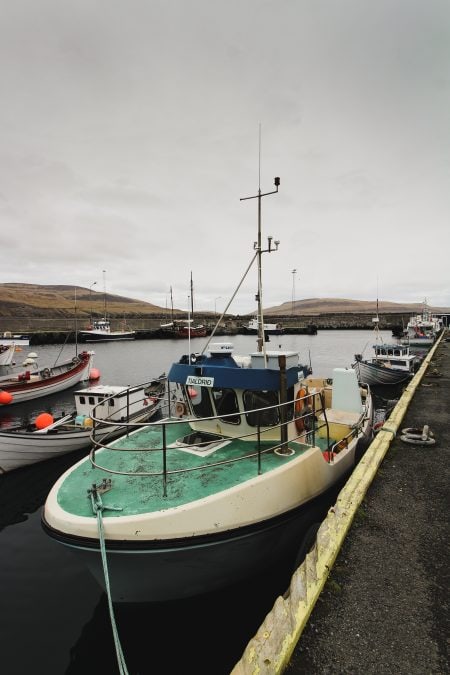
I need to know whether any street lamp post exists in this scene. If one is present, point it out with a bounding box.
[89,281,97,325]
[214,296,222,318]
[291,269,297,315]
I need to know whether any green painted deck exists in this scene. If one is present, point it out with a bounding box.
[58,421,314,518]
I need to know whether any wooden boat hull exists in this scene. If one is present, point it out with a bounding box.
[0,351,94,404]
[0,379,165,473]
[0,410,158,474]
[0,427,94,473]
[175,329,207,338]
[353,359,412,386]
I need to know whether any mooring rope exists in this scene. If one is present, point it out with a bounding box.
[89,484,129,675]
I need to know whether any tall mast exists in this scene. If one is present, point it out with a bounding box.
[373,277,381,344]
[102,269,107,318]
[190,271,194,319]
[240,135,280,360]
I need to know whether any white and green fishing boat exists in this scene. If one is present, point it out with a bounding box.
[42,176,374,603]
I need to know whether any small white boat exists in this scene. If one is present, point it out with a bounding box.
[0,350,95,405]
[243,317,284,335]
[0,377,166,473]
[401,302,443,346]
[79,271,136,342]
[79,318,136,342]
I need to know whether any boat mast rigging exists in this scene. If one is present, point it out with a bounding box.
[240,176,280,358]
[240,128,280,357]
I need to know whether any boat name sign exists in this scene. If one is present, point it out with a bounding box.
[186,375,214,387]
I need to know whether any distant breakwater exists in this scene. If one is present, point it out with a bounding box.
[0,312,413,345]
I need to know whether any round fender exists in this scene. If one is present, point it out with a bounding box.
[175,401,187,417]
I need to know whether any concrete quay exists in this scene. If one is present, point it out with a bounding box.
[232,330,449,675]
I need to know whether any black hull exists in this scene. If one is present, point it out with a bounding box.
[79,333,135,343]
[41,478,349,603]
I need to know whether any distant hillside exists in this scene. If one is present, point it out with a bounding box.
[0,284,448,318]
[264,297,450,316]
[0,283,166,318]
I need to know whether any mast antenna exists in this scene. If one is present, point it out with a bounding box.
[241,134,280,362]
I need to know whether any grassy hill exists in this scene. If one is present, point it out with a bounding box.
[264,297,450,316]
[0,283,166,318]
[0,283,448,318]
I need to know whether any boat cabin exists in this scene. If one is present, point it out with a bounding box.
[168,342,310,442]
[74,384,148,423]
[89,318,111,333]
[371,343,418,372]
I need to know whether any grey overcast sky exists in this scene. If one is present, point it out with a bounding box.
[0,0,449,315]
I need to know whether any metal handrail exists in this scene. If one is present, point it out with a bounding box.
[87,383,371,478]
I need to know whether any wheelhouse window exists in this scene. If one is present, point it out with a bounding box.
[212,387,240,424]
[187,385,214,419]
[389,359,408,367]
[243,390,279,427]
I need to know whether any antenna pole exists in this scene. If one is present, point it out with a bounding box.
[241,174,280,360]
[74,287,78,356]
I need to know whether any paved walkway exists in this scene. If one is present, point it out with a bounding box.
[284,333,449,674]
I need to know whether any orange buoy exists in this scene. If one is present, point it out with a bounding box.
[35,412,54,429]
[0,390,13,405]
[89,368,100,380]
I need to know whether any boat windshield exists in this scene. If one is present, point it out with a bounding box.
[243,390,280,427]
[211,387,240,424]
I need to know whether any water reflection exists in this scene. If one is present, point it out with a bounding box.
[66,482,347,675]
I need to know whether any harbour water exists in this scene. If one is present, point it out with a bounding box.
[0,330,397,675]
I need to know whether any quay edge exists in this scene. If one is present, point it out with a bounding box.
[231,329,449,675]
